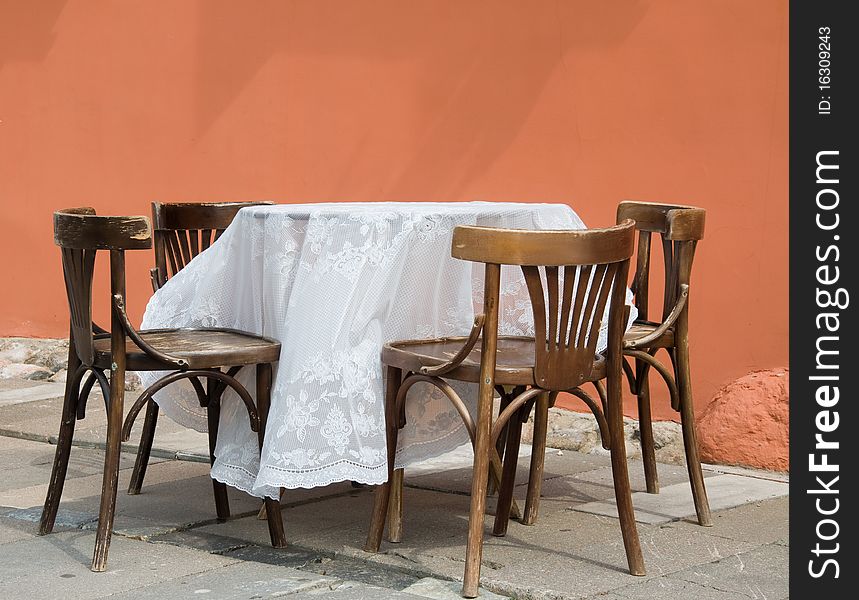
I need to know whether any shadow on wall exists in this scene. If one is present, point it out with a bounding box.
[0,0,68,69]
[194,0,648,198]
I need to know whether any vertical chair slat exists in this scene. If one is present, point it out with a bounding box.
[166,232,182,277]
[577,264,608,350]
[176,230,193,269]
[586,263,616,356]
[569,264,592,348]
[189,229,200,257]
[521,266,547,362]
[634,232,651,320]
[545,266,559,350]
[558,265,577,349]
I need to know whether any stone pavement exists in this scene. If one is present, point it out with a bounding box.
[0,377,789,599]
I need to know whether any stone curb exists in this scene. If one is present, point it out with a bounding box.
[1,337,141,389]
[521,407,687,466]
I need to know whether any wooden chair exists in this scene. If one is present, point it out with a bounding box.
[128,201,272,523]
[365,221,645,598]
[508,202,711,531]
[617,200,711,526]
[39,208,286,572]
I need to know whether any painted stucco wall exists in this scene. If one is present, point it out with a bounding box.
[0,1,788,421]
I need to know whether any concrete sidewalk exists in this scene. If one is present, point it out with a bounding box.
[0,378,788,599]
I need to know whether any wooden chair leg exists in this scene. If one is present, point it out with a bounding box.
[462,381,495,598]
[489,391,512,495]
[493,406,523,536]
[127,400,158,495]
[522,392,549,526]
[256,487,285,520]
[256,363,287,548]
[676,343,712,527]
[365,366,402,552]
[40,344,81,535]
[462,262,500,598]
[386,468,404,542]
[91,365,126,571]
[635,359,659,494]
[207,390,230,522]
[607,363,645,576]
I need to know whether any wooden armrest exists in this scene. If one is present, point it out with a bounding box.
[623,284,688,349]
[419,315,485,376]
[112,294,188,368]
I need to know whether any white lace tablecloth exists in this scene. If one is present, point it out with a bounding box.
[141,202,628,498]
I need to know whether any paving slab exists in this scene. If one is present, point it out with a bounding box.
[0,381,67,406]
[0,505,98,530]
[571,474,788,525]
[0,435,145,493]
[571,460,719,494]
[197,483,763,600]
[0,455,200,508]
[0,480,787,600]
[298,580,436,599]
[0,457,263,541]
[406,446,611,496]
[0,387,789,600]
[226,544,424,592]
[668,543,789,600]
[150,427,211,458]
[0,514,37,545]
[0,530,239,599]
[403,577,510,600]
[604,576,755,600]
[0,378,49,392]
[0,393,211,461]
[702,463,789,484]
[104,559,339,599]
[150,528,262,554]
[472,516,755,599]
[667,495,789,546]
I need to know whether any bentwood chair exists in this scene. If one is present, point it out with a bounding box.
[513,202,711,530]
[365,221,645,598]
[128,201,272,522]
[617,200,710,526]
[40,208,286,572]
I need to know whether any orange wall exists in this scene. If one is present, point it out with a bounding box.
[0,1,788,420]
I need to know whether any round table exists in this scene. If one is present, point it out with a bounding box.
[140,201,620,498]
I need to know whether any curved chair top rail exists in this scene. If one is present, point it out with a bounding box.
[152,201,274,231]
[616,200,705,241]
[451,220,635,266]
[54,208,152,251]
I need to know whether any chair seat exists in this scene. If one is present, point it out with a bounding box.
[624,320,674,348]
[382,335,605,387]
[93,328,281,370]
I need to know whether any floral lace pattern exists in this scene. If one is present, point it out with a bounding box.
[140,202,631,498]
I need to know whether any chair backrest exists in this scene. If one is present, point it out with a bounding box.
[616,201,705,323]
[151,201,273,287]
[54,208,152,365]
[452,220,635,390]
